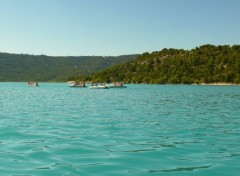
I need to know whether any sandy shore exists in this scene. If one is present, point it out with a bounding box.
[198,82,240,86]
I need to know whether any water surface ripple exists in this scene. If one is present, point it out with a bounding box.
[0,83,239,175]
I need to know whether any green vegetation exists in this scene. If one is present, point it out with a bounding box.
[0,53,138,82]
[86,45,240,84]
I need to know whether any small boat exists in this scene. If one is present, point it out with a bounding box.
[68,82,87,88]
[107,82,127,88]
[89,83,109,89]
[27,82,39,87]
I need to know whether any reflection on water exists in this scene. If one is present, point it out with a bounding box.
[0,83,239,175]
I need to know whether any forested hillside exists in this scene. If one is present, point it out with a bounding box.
[88,45,240,84]
[0,53,138,81]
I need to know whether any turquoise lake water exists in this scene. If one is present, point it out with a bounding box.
[0,83,239,176]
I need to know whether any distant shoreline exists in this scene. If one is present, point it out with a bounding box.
[1,81,240,86]
[197,82,240,86]
[135,82,240,86]
[69,81,240,85]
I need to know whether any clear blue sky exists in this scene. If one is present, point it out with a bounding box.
[0,0,239,56]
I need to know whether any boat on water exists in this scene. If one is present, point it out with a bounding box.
[27,82,39,87]
[89,83,109,89]
[107,82,127,88]
[68,82,87,88]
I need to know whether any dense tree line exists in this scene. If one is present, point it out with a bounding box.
[0,53,138,82]
[83,45,240,84]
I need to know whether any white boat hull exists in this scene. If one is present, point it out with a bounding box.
[90,85,109,89]
[27,82,39,87]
